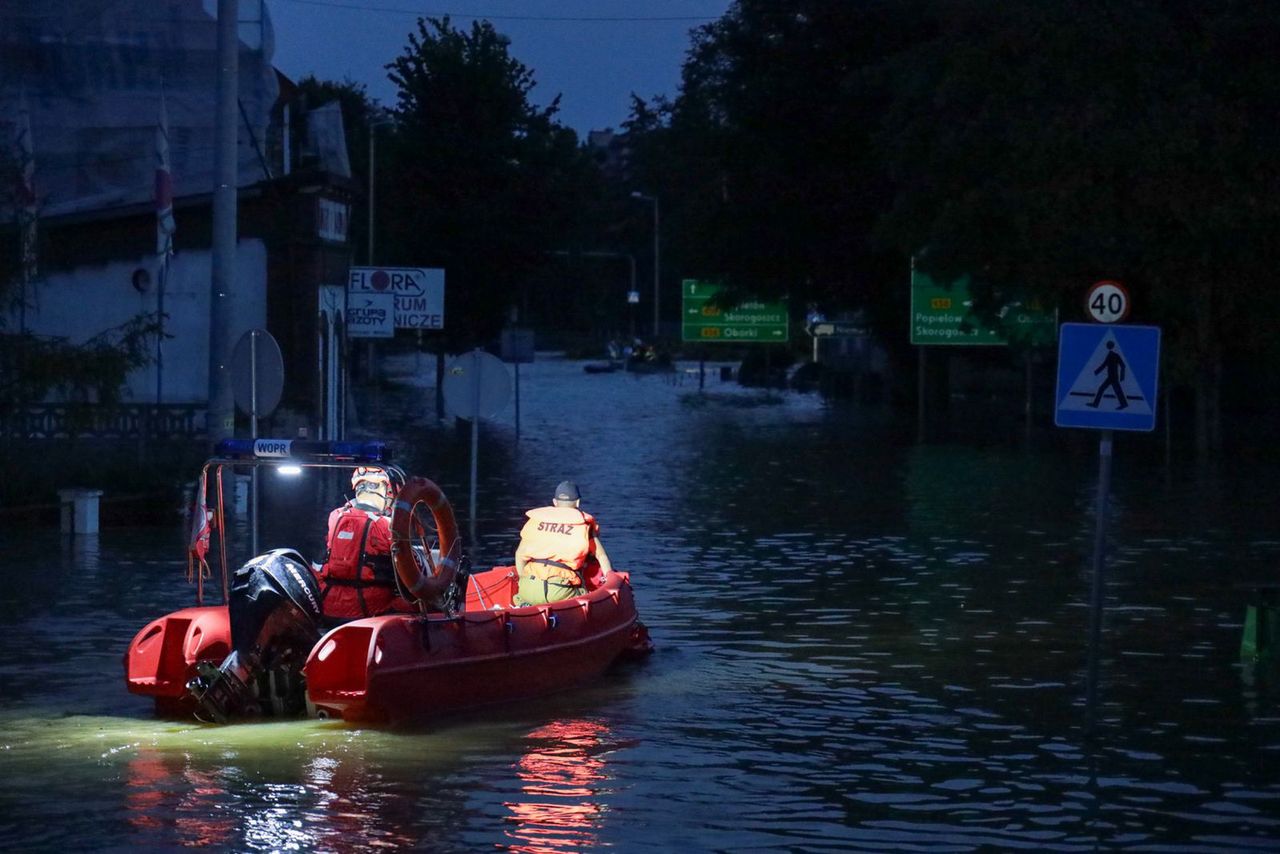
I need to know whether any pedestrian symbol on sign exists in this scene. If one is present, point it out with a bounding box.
[1060,330,1150,415]
[1088,341,1129,410]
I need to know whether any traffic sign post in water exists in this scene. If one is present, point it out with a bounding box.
[231,329,285,557]
[1055,323,1161,432]
[443,350,511,544]
[1054,318,1162,735]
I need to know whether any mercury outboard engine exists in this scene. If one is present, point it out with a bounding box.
[187,548,323,723]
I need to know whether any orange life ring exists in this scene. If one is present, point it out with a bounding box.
[389,476,460,611]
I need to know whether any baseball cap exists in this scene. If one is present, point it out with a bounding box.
[554,481,580,502]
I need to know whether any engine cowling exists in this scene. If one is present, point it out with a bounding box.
[187,549,323,722]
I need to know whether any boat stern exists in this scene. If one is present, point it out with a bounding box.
[124,605,231,713]
[304,618,393,722]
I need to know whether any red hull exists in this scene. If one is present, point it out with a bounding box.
[124,569,650,723]
[304,570,649,723]
[123,605,232,715]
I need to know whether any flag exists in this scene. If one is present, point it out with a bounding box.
[14,87,36,283]
[155,93,175,260]
[154,92,175,406]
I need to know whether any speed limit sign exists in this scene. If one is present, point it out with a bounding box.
[1085,280,1130,323]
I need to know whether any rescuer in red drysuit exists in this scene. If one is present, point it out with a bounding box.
[513,481,613,607]
[316,467,410,620]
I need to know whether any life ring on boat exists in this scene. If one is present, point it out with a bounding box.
[389,476,460,611]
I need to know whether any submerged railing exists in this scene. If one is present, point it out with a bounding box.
[2,403,206,439]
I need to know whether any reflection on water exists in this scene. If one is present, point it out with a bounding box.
[2,356,1280,851]
[60,533,102,576]
[504,719,613,853]
[126,748,238,846]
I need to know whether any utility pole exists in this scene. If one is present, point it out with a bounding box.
[366,117,393,383]
[207,0,238,443]
[630,192,660,339]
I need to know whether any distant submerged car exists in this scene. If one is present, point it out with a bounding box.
[124,439,652,724]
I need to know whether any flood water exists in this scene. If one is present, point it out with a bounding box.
[2,354,1279,852]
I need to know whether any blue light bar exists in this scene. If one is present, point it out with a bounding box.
[214,438,390,463]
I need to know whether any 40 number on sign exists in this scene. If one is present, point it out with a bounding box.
[1086,280,1130,324]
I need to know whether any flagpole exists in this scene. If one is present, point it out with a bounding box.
[155,86,175,410]
[19,241,27,335]
[156,259,166,406]
[16,87,36,335]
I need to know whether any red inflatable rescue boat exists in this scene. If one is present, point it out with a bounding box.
[305,569,646,722]
[123,439,652,724]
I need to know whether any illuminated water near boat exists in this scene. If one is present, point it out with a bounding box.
[2,355,1279,851]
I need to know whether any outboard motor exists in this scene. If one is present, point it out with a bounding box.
[187,549,323,723]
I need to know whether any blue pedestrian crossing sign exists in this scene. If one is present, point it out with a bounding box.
[1055,323,1161,431]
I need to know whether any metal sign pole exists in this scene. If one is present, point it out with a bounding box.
[155,261,166,408]
[1085,429,1113,734]
[917,347,927,443]
[250,330,259,556]
[1054,300,1160,742]
[469,351,481,546]
[514,361,521,442]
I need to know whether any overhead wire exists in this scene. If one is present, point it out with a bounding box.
[275,0,720,23]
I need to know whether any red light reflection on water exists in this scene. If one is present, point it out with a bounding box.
[504,718,613,853]
[125,749,237,847]
[125,748,414,850]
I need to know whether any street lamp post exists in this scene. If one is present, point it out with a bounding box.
[365,116,393,383]
[627,252,637,339]
[368,116,394,265]
[630,191,660,339]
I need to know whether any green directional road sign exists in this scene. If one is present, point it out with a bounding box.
[681,280,789,343]
[910,269,1056,347]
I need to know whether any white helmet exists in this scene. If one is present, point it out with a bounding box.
[351,466,392,500]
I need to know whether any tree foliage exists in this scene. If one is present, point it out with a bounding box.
[624,1,930,340]
[381,17,598,347]
[623,0,1280,449]
[0,147,161,414]
[0,315,162,421]
[871,0,1280,449]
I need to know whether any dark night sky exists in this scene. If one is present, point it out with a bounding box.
[266,0,732,137]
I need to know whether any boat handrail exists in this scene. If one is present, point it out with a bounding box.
[193,446,404,607]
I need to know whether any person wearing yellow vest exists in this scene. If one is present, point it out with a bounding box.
[513,481,612,607]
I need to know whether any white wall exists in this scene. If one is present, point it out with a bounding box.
[22,239,267,404]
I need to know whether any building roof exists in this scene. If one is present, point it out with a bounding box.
[1,0,279,220]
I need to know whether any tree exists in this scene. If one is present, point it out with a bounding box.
[628,0,1280,451]
[623,1,929,348]
[872,0,1280,453]
[381,17,597,347]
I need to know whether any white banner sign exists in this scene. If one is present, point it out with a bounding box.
[347,292,395,338]
[348,266,446,329]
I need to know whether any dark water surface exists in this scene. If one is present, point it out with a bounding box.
[2,356,1279,852]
